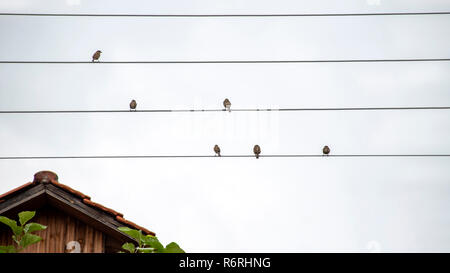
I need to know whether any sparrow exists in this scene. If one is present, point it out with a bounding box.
[214,145,221,156]
[129,100,137,111]
[223,99,231,112]
[322,145,330,156]
[92,50,102,62]
[253,145,261,159]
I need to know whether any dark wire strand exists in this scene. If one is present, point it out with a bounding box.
[1,106,449,114]
[1,58,450,64]
[0,12,449,17]
[0,154,449,160]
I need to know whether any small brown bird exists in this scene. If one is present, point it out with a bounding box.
[92,50,102,62]
[223,99,231,112]
[323,145,330,156]
[129,100,137,111]
[214,145,221,156]
[253,145,261,159]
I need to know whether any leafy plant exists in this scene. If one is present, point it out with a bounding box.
[118,227,184,253]
[0,211,47,253]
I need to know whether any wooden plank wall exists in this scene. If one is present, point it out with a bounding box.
[0,205,104,253]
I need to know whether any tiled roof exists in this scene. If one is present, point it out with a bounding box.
[0,171,155,236]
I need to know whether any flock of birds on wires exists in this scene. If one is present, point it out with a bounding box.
[93,49,332,159]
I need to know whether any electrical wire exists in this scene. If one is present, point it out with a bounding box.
[0,12,449,17]
[1,106,449,114]
[1,58,450,64]
[0,154,449,160]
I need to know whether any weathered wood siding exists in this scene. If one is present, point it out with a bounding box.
[0,206,104,253]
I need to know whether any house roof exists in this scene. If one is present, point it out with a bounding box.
[0,171,155,237]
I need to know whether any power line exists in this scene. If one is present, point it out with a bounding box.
[1,106,449,114]
[0,12,449,17]
[0,154,449,160]
[1,58,450,64]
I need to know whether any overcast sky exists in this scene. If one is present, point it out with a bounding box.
[0,0,450,252]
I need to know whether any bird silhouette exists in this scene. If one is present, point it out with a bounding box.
[214,145,221,157]
[129,100,137,111]
[223,99,231,112]
[323,145,330,156]
[253,145,261,159]
[92,50,102,62]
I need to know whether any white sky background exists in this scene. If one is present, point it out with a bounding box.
[0,0,450,252]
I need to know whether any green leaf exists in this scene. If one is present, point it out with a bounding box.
[141,235,165,253]
[0,245,16,253]
[164,242,185,253]
[18,211,35,226]
[118,227,143,245]
[121,243,135,253]
[23,223,47,234]
[136,247,155,253]
[0,216,22,237]
[20,233,42,249]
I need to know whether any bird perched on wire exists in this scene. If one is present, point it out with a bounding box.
[129,100,137,111]
[253,145,261,159]
[223,99,231,112]
[214,145,221,157]
[322,145,330,156]
[92,50,102,62]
